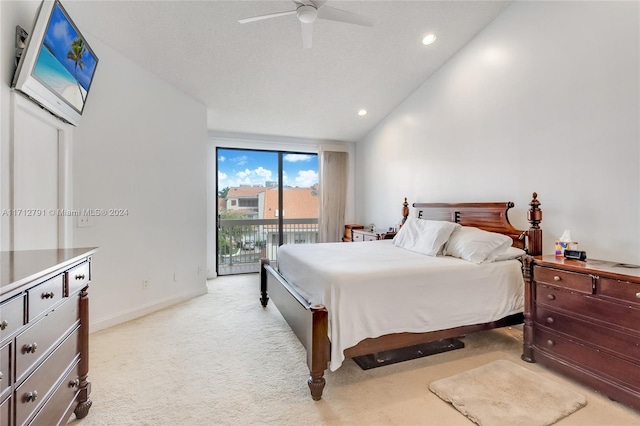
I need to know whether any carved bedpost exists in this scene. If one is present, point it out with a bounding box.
[526,192,542,256]
[308,305,329,400]
[401,197,409,226]
[523,193,541,363]
[260,258,269,307]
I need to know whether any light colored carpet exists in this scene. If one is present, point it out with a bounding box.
[429,359,587,426]
[68,274,640,426]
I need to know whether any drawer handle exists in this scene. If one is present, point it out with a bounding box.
[546,294,556,301]
[636,292,640,299]
[69,378,80,388]
[23,342,38,354]
[75,274,85,280]
[41,291,55,299]
[553,276,561,281]
[546,317,554,324]
[0,320,7,330]
[25,391,38,402]
[0,371,3,381]
[546,339,555,347]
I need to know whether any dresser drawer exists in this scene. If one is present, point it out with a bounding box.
[534,266,593,294]
[66,261,90,296]
[0,294,25,341]
[16,327,79,426]
[28,360,80,426]
[599,277,640,307]
[352,230,378,242]
[535,328,640,392]
[27,274,64,322]
[0,342,10,399]
[16,297,79,383]
[0,395,10,426]
[535,305,640,363]
[536,284,640,333]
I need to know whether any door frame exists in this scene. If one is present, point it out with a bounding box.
[9,92,74,250]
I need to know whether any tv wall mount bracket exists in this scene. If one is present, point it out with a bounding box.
[15,26,28,68]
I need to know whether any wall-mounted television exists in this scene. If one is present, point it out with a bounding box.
[11,0,98,126]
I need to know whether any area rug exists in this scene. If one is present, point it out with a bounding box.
[429,359,587,426]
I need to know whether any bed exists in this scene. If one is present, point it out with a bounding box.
[259,193,543,400]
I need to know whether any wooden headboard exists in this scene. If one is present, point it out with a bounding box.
[400,193,542,255]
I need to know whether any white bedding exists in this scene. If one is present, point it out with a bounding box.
[276,240,524,371]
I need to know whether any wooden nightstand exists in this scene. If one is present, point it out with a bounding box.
[351,229,396,242]
[351,229,378,242]
[523,255,640,411]
[343,224,364,242]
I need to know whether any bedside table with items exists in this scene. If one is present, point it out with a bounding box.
[351,229,378,242]
[351,228,396,242]
[522,255,640,411]
[342,224,396,242]
[342,224,365,242]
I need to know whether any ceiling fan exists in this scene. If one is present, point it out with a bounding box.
[239,1,375,49]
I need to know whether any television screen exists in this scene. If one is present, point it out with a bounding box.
[12,0,98,126]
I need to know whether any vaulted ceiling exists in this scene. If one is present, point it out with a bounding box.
[65,1,511,142]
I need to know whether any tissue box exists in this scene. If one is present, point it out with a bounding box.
[555,241,578,256]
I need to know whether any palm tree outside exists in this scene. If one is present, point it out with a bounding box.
[67,38,87,104]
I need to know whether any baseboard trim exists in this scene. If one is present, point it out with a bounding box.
[89,286,207,333]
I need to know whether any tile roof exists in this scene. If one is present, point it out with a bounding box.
[226,186,266,198]
[263,187,318,219]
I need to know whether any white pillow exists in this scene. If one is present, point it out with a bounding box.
[444,226,513,264]
[493,246,527,262]
[394,218,460,256]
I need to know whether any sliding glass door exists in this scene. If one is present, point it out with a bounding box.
[216,148,318,275]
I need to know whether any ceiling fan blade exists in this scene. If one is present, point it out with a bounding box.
[238,10,296,24]
[301,22,313,49]
[310,0,328,8]
[317,5,375,27]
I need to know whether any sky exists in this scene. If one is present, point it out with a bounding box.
[43,2,98,90]
[217,148,318,189]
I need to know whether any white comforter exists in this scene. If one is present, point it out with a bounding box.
[276,240,524,371]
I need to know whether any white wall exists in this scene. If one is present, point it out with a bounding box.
[1,1,208,331]
[356,1,640,264]
[1,1,74,250]
[72,36,208,331]
[0,1,40,250]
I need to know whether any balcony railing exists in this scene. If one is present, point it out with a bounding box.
[217,218,319,275]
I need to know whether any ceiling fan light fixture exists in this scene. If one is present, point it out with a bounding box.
[297,5,318,23]
[422,33,437,45]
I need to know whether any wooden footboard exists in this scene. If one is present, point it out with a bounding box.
[260,259,330,400]
[343,313,523,359]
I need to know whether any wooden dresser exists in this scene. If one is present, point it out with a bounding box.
[523,255,640,411]
[0,248,96,425]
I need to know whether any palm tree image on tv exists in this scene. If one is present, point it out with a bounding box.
[67,38,87,104]
[32,3,97,113]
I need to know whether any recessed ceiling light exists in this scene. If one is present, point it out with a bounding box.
[358,109,367,116]
[422,33,437,45]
